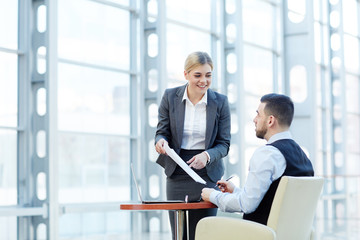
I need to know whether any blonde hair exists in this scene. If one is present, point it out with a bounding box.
[184,52,213,73]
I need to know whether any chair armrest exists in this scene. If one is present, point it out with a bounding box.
[195,216,276,240]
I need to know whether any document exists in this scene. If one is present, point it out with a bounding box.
[164,143,207,185]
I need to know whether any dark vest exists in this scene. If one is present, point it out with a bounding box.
[243,139,314,225]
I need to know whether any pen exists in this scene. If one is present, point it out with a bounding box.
[198,176,234,202]
[217,175,234,187]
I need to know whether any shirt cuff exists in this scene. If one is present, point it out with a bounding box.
[209,190,221,205]
[204,151,211,164]
[233,187,241,194]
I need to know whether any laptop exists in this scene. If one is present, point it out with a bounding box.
[130,163,184,204]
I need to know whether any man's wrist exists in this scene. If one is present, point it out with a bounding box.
[204,151,210,164]
[209,190,220,204]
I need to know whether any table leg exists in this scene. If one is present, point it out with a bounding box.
[174,210,184,240]
[186,210,189,240]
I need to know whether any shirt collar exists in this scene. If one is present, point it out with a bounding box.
[267,131,293,144]
[182,85,208,105]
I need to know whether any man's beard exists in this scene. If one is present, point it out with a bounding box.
[256,126,267,139]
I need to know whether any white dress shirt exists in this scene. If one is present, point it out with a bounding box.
[209,131,293,213]
[181,87,207,150]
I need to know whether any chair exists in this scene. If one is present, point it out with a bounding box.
[195,176,324,240]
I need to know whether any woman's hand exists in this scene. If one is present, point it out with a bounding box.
[187,152,208,169]
[155,138,168,155]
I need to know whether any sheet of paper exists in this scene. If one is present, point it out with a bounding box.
[164,143,206,185]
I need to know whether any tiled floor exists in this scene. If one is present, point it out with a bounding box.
[62,218,360,240]
[313,218,360,240]
[119,224,360,240]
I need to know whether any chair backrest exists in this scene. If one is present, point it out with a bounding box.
[267,176,324,240]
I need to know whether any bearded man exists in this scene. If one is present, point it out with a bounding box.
[201,93,314,225]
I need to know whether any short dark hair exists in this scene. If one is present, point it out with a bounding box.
[260,93,294,127]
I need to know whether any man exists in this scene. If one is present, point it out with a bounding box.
[201,93,314,225]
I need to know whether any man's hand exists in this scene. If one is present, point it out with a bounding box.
[216,179,235,193]
[187,152,208,169]
[201,188,215,202]
[155,138,168,155]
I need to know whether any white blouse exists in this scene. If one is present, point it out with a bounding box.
[181,87,207,150]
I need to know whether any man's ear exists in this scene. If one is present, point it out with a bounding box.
[268,115,276,127]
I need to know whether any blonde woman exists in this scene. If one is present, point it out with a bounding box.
[155,52,231,240]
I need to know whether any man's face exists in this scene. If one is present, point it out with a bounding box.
[253,102,268,139]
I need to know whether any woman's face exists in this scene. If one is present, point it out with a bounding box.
[184,63,212,98]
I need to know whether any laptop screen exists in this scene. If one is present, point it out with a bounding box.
[130,163,185,204]
[130,163,143,202]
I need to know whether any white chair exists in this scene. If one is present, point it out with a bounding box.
[195,176,324,240]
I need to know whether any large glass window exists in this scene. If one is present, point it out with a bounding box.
[57,0,133,238]
[0,0,18,214]
[0,1,17,49]
[0,52,18,127]
[59,212,130,238]
[0,130,17,206]
[243,0,275,49]
[243,45,274,95]
[167,23,211,86]
[58,0,130,70]
[0,2,18,239]
[167,0,211,30]
[343,35,359,74]
[59,133,130,203]
[0,217,16,239]
[58,64,130,135]
[343,0,358,36]
[0,0,359,239]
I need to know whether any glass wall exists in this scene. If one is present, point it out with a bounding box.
[341,3,360,235]
[313,0,360,238]
[57,0,132,238]
[0,1,18,239]
[0,0,359,239]
[166,0,214,88]
[241,0,282,179]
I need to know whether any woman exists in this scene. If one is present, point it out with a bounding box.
[155,51,231,240]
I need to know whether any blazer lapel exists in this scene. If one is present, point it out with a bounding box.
[205,90,217,149]
[174,86,186,149]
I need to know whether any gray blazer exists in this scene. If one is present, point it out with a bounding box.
[155,84,231,182]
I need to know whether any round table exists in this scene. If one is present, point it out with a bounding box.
[120,201,217,240]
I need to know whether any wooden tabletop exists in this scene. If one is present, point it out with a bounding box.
[120,201,217,211]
